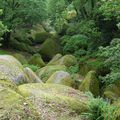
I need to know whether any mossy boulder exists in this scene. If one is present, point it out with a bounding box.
[29,54,45,67]
[12,53,28,64]
[0,80,18,92]
[0,85,40,120]
[36,65,67,82]
[33,32,53,44]
[39,38,61,60]
[24,67,43,83]
[79,71,99,96]
[46,71,74,87]
[103,84,120,100]
[47,53,62,66]
[18,83,89,120]
[0,55,29,85]
[54,55,77,67]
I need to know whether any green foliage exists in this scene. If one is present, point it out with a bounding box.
[23,64,40,72]
[0,0,47,29]
[73,0,98,19]
[82,93,118,120]
[99,0,120,22]
[67,64,79,74]
[61,34,89,57]
[66,20,101,52]
[0,9,7,43]
[98,38,120,85]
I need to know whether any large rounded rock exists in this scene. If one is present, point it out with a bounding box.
[33,32,53,44]
[46,71,74,87]
[29,54,45,67]
[18,83,89,120]
[12,53,28,64]
[47,53,62,66]
[0,55,28,85]
[51,55,77,67]
[58,55,77,67]
[0,85,41,120]
[39,38,61,60]
[36,65,67,82]
[79,71,99,96]
[24,67,43,83]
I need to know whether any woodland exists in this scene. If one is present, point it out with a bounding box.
[0,0,120,120]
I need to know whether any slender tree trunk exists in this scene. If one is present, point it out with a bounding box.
[2,31,11,48]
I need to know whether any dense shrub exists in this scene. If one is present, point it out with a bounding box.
[82,93,118,120]
[61,34,89,57]
[0,9,7,44]
[98,38,120,86]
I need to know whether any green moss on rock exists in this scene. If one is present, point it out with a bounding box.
[79,71,99,96]
[29,54,45,67]
[34,32,53,44]
[24,67,43,83]
[39,38,61,60]
[0,80,18,92]
[0,86,41,120]
[13,53,28,64]
[0,55,29,85]
[18,83,89,120]
[55,55,77,67]
[36,65,67,82]
[47,53,62,66]
[46,71,74,87]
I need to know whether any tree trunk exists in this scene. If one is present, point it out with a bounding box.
[2,31,11,48]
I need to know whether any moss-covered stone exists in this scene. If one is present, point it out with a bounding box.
[13,53,28,64]
[79,71,99,96]
[47,53,62,66]
[24,67,43,83]
[29,54,45,67]
[34,32,53,44]
[0,86,41,120]
[55,55,77,67]
[0,80,18,92]
[39,38,61,60]
[46,71,74,87]
[18,83,89,120]
[36,65,67,82]
[104,84,120,100]
[0,55,29,85]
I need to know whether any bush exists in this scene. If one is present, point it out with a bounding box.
[61,34,89,57]
[98,38,120,86]
[82,93,118,120]
[0,9,8,44]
